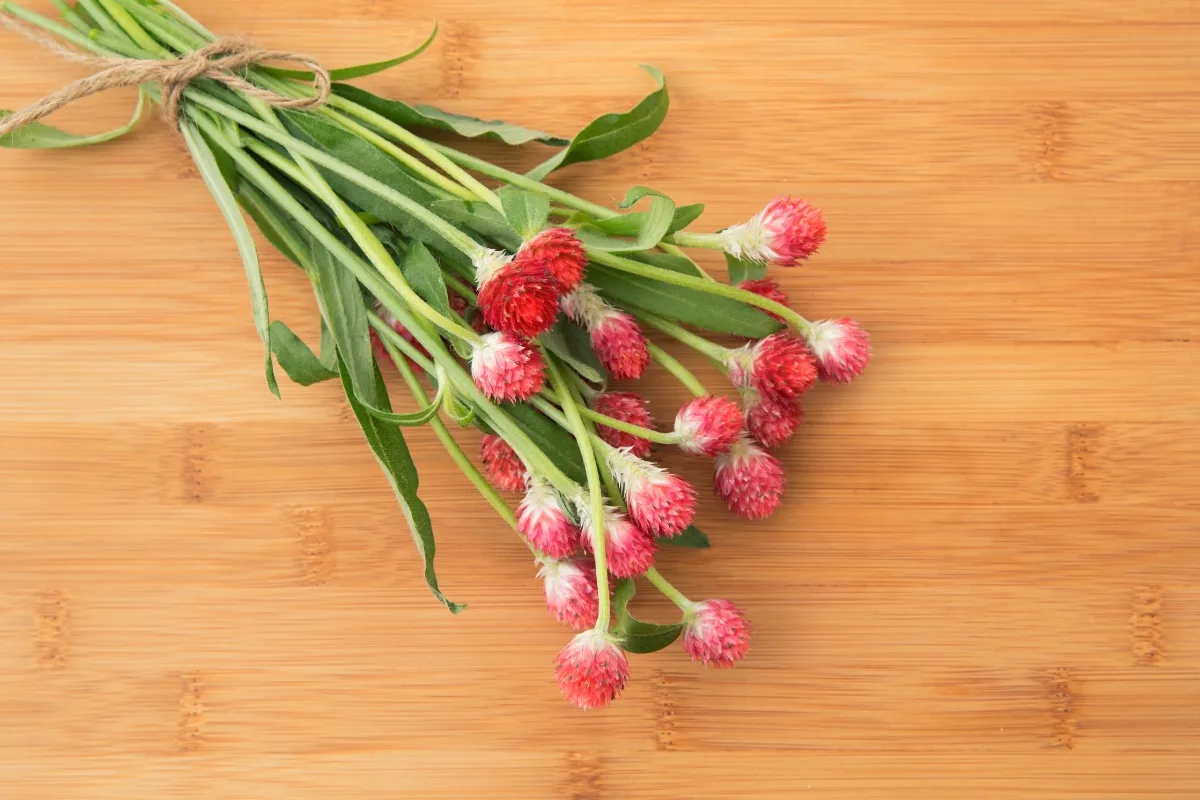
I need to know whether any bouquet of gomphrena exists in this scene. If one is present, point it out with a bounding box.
[0,0,870,709]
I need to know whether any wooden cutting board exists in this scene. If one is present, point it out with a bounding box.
[2,1,1197,797]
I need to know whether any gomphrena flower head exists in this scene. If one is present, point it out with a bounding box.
[518,477,580,559]
[518,227,587,293]
[720,196,826,267]
[555,629,629,710]
[592,392,655,458]
[713,433,786,520]
[736,278,790,323]
[674,395,743,457]
[470,331,546,402]
[538,557,599,630]
[726,332,817,404]
[607,449,697,537]
[561,283,649,380]
[683,599,752,667]
[577,500,657,578]
[474,249,562,338]
[743,391,803,449]
[806,317,871,383]
[479,433,527,492]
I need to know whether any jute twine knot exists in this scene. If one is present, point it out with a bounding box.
[0,13,330,138]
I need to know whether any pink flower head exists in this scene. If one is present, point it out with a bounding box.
[607,450,697,537]
[518,227,587,293]
[474,249,562,338]
[370,301,428,368]
[518,478,580,559]
[713,433,786,519]
[479,433,527,492]
[578,501,657,578]
[592,392,655,458]
[537,557,599,630]
[471,331,545,402]
[807,317,871,383]
[727,332,817,404]
[737,278,790,323]
[720,196,826,267]
[555,629,629,710]
[674,395,743,457]
[744,392,803,449]
[561,284,649,380]
[684,599,751,667]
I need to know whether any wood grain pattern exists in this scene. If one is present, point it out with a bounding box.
[1,1,1198,796]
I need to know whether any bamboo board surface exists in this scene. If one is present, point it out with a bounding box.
[2,1,1199,797]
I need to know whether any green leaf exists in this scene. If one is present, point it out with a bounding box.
[590,203,704,239]
[663,525,710,549]
[263,22,439,81]
[442,390,475,427]
[400,241,471,358]
[612,578,685,654]
[587,259,782,338]
[270,320,338,385]
[573,185,675,253]
[237,185,305,269]
[430,200,521,251]
[279,111,467,265]
[499,189,550,240]
[526,65,668,181]
[181,121,279,398]
[505,404,586,485]
[540,319,605,385]
[725,252,766,284]
[318,318,338,371]
[628,249,707,278]
[332,84,568,146]
[311,244,377,402]
[337,355,464,613]
[1,88,147,149]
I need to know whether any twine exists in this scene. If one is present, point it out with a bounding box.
[0,13,330,137]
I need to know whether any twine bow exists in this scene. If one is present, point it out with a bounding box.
[0,13,330,138]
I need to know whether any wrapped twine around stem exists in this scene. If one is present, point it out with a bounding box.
[0,12,330,137]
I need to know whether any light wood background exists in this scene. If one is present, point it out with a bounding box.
[2,1,1199,797]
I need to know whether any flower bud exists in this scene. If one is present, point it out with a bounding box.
[518,478,580,559]
[577,502,657,578]
[555,629,629,710]
[518,227,586,292]
[474,249,562,338]
[592,392,655,458]
[806,317,871,383]
[713,433,786,519]
[743,391,803,449]
[471,331,546,402]
[674,395,743,456]
[479,433,527,492]
[727,332,817,404]
[561,284,649,380]
[684,599,751,667]
[607,450,697,537]
[538,557,599,630]
[720,196,826,267]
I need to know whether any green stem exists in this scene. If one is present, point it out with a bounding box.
[442,272,477,303]
[647,343,708,397]
[327,95,504,213]
[645,567,694,612]
[589,249,812,335]
[183,89,487,260]
[97,0,164,55]
[428,142,617,220]
[109,0,199,52]
[319,107,479,202]
[638,312,730,364]
[76,0,126,42]
[2,1,119,56]
[50,0,92,35]
[658,241,717,283]
[381,336,518,532]
[545,356,611,631]
[565,400,679,445]
[669,231,723,250]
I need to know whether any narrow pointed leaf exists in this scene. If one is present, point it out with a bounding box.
[263,23,439,81]
[332,83,568,146]
[269,320,338,385]
[400,241,471,357]
[591,203,704,238]
[181,121,279,398]
[1,88,147,149]
[505,404,587,485]
[526,65,668,181]
[540,319,605,385]
[430,200,521,250]
[612,578,686,654]
[725,252,767,283]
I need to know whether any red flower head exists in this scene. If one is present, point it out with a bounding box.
[578,502,657,578]
[479,433,527,492]
[737,278,790,323]
[726,332,817,404]
[561,284,649,380]
[538,557,600,630]
[684,599,752,667]
[518,227,587,293]
[518,477,580,559]
[744,392,803,449]
[555,629,629,710]
[607,450,697,537]
[470,331,545,402]
[592,392,655,458]
[713,433,786,520]
[806,317,871,383]
[674,395,743,457]
[370,301,428,368]
[720,196,826,267]
[474,249,562,338]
